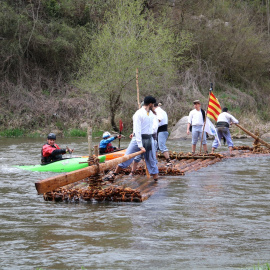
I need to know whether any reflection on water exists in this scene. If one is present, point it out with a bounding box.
[0,137,270,269]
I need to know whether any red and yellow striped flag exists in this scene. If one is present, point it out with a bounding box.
[207,93,222,121]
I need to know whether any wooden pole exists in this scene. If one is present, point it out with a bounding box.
[235,124,270,149]
[199,83,213,153]
[94,145,99,157]
[87,126,92,157]
[35,150,144,194]
[136,68,141,109]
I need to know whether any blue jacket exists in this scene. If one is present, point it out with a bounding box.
[99,136,117,150]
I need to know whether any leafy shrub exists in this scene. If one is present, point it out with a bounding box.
[65,129,87,137]
[0,128,25,137]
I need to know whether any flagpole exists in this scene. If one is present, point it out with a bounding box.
[199,83,213,154]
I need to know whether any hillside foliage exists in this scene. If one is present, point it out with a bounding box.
[1,0,270,133]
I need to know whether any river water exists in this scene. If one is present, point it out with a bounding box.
[1,137,270,270]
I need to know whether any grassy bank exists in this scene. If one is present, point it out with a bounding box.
[0,128,104,138]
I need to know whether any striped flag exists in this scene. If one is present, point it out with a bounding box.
[205,117,221,146]
[207,93,222,121]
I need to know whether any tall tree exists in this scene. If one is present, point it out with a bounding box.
[77,0,191,130]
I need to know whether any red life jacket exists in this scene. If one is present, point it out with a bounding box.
[105,142,114,153]
[42,143,60,157]
[41,143,63,164]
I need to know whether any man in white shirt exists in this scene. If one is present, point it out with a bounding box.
[211,107,239,156]
[154,103,172,166]
[131,101,159,169]
[186,100,208,154]
[107,96,159,181]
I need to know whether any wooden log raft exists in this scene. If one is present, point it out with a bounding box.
[35,150,144,195]
[39,146,270,203]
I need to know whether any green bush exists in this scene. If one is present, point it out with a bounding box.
[0,128,25,137]
[65,129,87,137]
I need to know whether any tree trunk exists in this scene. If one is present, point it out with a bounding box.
[110,111,118,131]
[109,92,121,131]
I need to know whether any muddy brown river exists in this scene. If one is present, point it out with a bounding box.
[0,137,270,269]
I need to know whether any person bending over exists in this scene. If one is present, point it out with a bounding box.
[211,107,239,156]
[106,95,159,182]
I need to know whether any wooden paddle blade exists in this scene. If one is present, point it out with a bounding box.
[35,150,144,194]
[119,119,123,132]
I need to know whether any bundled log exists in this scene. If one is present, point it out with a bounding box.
[35,150,144,194]
[158,151,223,160]
[120,165,185,176]
[44,186,142,203]
[235,124,270,149]
[233,145,270,154]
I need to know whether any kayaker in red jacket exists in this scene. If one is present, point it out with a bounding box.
[41,133,73,164]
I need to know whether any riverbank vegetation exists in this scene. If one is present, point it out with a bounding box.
[1,0,270,137]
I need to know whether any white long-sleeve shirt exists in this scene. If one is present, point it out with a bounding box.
[155,107,168,127]
[152,114,159,134]
[133,107,155,148]
[217,112,239,124]
[188,109,204,126]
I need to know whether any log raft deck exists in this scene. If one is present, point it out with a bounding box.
[36,143,270,203]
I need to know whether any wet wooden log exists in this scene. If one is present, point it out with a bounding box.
[174,159,197,169]
[178,159,204,171]
[192,158,217,171]
[44,185,143,203]
[158,152,219,160]
[235,124,270,149]
[35,150,144,194]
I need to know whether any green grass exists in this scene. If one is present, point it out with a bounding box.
[92,129,103,138]
[0,128,25,137]
[0,127,124,138]
[64,128,87,137]
[258,109,270,121]
[63,128,107,138]
[243,263,270,270]
[28,132,42,138]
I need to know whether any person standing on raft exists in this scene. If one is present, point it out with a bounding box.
[99,132,122,154]
[187,100,208,154]
[154,102,172,166]
[41,133,73,164]
[106,96,159,182]
[211,107,239,156]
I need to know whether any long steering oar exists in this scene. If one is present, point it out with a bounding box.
[119,119,123,149]
[235,123,270,149]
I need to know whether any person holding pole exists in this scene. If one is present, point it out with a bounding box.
[211,107,239,156]
[105,96,159,182]
[129,101,158,175]
[186,100,208,154]
[99,132,122,154]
